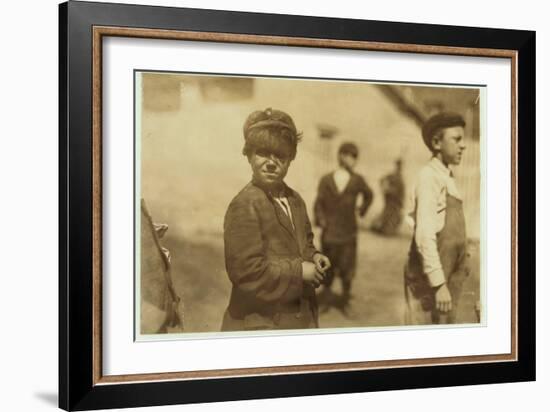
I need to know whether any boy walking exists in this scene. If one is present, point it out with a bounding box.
[221,108,331,331]
[404,112,470,325]
[314,142,373,306]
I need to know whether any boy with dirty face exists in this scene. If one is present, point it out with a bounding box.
[221,108,331,331]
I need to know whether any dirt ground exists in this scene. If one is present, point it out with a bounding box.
[164,228,480,333]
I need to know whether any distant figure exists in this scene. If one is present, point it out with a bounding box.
[221,108,331,331]
[404,112,470,325]
[314,142,373,306]
[372,158,405,236]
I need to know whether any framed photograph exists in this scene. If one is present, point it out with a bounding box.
[59,1,535,410]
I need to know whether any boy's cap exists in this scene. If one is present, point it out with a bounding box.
[421,112,465,150]
[243,108,298,139]
[338,142,359,156]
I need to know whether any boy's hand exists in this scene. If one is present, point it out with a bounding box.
[312,253,331,274]
[435,284,452,312]
[302,261,325,288]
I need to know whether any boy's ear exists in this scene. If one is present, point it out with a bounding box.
[431,136,441,151]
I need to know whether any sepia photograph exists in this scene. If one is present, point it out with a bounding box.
[136,71,483,337]
[56,2,534,409]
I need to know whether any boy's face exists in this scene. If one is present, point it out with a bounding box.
[339,152,357,171]
[432,126,466,166]
[248,144,292,189]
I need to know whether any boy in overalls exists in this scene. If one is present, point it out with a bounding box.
[404,112,470,325]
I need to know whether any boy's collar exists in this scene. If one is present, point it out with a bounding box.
[430,156,452,176]
[336,166,352,174]
[252,179,293,198]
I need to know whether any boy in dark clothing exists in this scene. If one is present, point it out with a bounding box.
[221,108,331,331]
[314,142,373,305]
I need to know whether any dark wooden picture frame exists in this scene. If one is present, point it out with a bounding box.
[59,1,535,410]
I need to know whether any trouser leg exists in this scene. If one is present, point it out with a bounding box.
[321,241,338,290]
[404,284,460,325]
[340,240,357,303]
[404,285,433,325]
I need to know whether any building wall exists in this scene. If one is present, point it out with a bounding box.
[140,74,481,240]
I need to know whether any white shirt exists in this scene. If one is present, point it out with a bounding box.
[409,157,462,287]
[273,195,295,229]
[333,168,351,193]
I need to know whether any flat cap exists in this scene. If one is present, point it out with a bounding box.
[421,112,465,150]
[243,108,298,139]
[338,142,359,157]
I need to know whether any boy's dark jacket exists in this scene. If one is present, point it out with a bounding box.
[314,172,373,244]
[223,181,318,320]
